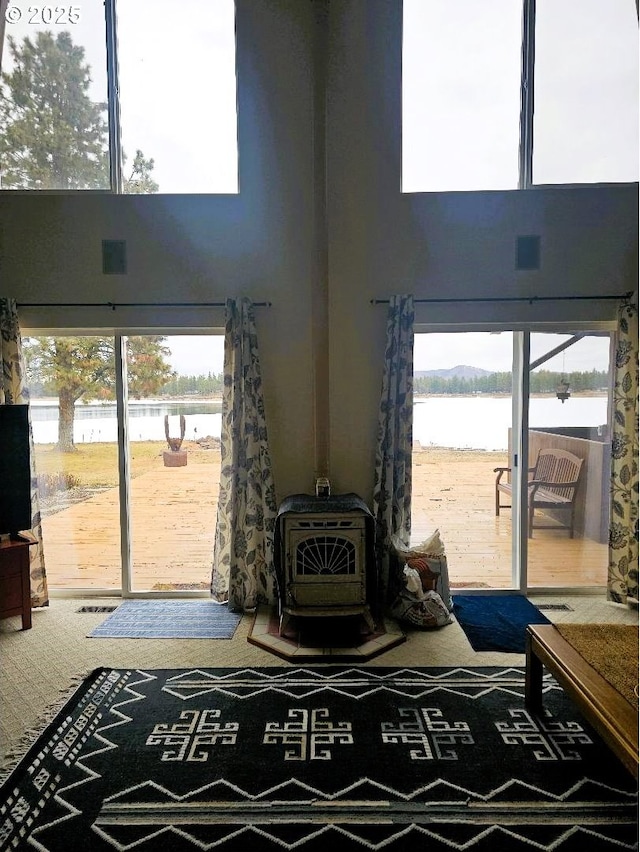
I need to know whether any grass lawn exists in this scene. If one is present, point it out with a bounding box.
[33,440,220,488]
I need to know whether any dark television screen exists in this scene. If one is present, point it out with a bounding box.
[0,404,32,536]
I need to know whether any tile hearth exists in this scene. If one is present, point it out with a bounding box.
[247,605,406,661]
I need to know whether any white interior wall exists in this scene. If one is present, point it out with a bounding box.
[0,0,638,506]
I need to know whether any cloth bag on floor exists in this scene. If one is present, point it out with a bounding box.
[390,529,453,610]
[390,564,452,628]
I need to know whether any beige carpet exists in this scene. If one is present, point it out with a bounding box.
[1,594,637,770]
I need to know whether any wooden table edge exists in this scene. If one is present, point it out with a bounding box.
[525,623,638,778]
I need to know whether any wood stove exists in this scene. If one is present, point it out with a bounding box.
[274,493,376,634]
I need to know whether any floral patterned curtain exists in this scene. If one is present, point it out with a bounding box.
[372,294,414,604]
[0,298,48,607]
[607,298,639,605]
[210,297,278,611]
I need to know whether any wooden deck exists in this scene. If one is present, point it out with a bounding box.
[411,447,607,588]
[41,458,220,591]
[40,447,607,592]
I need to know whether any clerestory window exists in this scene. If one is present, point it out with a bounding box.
[0,0,238,193]
[402,0,639,192]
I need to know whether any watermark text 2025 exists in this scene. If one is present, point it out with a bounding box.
[5,5,81,25]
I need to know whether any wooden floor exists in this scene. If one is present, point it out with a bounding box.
[41,447,607,592]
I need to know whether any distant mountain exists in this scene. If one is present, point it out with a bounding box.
[415,365,493,379]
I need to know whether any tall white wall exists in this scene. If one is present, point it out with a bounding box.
[0,0,637,505]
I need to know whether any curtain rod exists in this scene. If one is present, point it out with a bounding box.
[371,293,631,305]
[16,300,272,310]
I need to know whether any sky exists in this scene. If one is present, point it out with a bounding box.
[166,335,224,375]
[164,331,610,377]
[115,0,238,192]
[413,332,611,374]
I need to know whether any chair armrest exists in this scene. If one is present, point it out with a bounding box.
[494,467,511,486]
[496,466,538,487]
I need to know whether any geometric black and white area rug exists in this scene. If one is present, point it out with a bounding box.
[0,667,637,850]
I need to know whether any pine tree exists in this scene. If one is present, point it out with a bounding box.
[24,337,175,452]
[0,30,158,191]
[0,31,109,188]
[124,149,159,194]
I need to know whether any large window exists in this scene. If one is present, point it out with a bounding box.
[402,0,639,192]
[402,0,522,192]
[533,0,638,185]
[116,0,238,193]
[0,0,238,192]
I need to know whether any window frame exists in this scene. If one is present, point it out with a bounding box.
[403,0,638,193]
[0,0,239,195]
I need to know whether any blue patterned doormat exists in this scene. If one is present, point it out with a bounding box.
[88,600,242,639]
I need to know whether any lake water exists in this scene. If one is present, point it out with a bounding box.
[30,400,223,445]
[413,396,608,451]
[30,395,608,452]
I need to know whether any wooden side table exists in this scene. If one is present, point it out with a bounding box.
[0,536,35,630]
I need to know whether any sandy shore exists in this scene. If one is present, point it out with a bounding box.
[412,444,506,462]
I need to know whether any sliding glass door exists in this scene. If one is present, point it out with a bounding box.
[412,332,515,589]
[412,327,614,591]
[25,336,122,591]
[526,332,611,588]
[24,331,223,595]
[126,335,223,593]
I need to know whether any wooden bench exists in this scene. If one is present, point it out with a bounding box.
[525,624,638,778]
[495,448,583,538]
